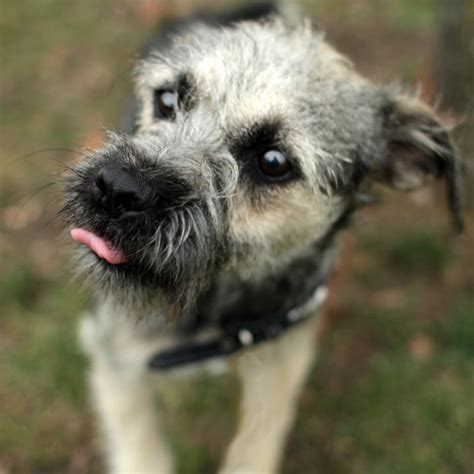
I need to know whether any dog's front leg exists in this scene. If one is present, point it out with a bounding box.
[221,314,322,474]
[79,306,174,474]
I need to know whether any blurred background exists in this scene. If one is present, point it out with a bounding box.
[0,1,473,473]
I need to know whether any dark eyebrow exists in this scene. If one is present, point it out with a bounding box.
[177,73,196,111]
[229,119,283,154]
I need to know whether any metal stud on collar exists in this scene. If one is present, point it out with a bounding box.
[148,283,329,370]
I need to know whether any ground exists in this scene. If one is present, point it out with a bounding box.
[0,1,473,473]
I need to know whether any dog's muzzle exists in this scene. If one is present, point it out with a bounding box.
[70,165,155,265]
[62,135,234,295]
[94,165,154,218]
[65,148,193,266]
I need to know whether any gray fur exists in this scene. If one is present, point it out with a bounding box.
[63,13,461,321]
[61,7,463,472]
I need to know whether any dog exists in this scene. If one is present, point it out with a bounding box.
[61,3,463,473]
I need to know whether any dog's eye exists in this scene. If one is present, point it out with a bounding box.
[154,90,178,119]
[257,150,292,179]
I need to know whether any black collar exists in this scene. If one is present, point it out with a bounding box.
[148,285,328,370]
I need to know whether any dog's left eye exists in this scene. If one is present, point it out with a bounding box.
[257,150,292,179]
[153,90,178,119]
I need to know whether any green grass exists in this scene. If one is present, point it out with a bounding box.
[0,278,92,471]
[359,230,452,274]
[439,299,474,357]
[0,263,46,306]
[303,0,435,30]
[162,375,239,473]
[285,300,474,474]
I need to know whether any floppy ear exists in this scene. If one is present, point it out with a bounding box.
[372,94,464,232]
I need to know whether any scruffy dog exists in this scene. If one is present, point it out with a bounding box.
[62,3,463,473]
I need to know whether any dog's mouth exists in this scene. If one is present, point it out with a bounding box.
[62,142,232,295]
[71,228,128,265]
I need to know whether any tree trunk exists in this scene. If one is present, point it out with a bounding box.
[437,0,474,207]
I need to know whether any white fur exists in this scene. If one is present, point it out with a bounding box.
[80,303,322,473]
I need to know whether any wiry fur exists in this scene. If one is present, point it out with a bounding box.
[62,4,463,473]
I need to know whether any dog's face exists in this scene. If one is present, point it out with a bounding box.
[62,18,462,310]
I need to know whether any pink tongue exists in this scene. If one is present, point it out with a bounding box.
[71,228,128,265]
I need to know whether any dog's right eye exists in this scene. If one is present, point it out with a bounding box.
[153,90,178,120]
[257,150,293,180]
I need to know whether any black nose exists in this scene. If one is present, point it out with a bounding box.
[94,166,152,218]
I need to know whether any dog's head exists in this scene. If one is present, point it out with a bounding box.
[62,17,462,312]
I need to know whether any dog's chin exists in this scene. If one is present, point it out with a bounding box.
[70,227,161,287]
[72,246,161,291]
[68,222,223,314]
[75,248,213,318]
[71,239,206,313]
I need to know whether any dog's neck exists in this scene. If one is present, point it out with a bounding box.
[148,235,341,369]
[178,203,355,334]
[173,235,340,336]
[147,207,354,369]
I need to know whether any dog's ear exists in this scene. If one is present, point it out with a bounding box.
[371,93,464,232]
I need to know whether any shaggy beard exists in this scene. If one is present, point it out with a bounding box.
[60,137,238,320]
[64,195,229,320]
